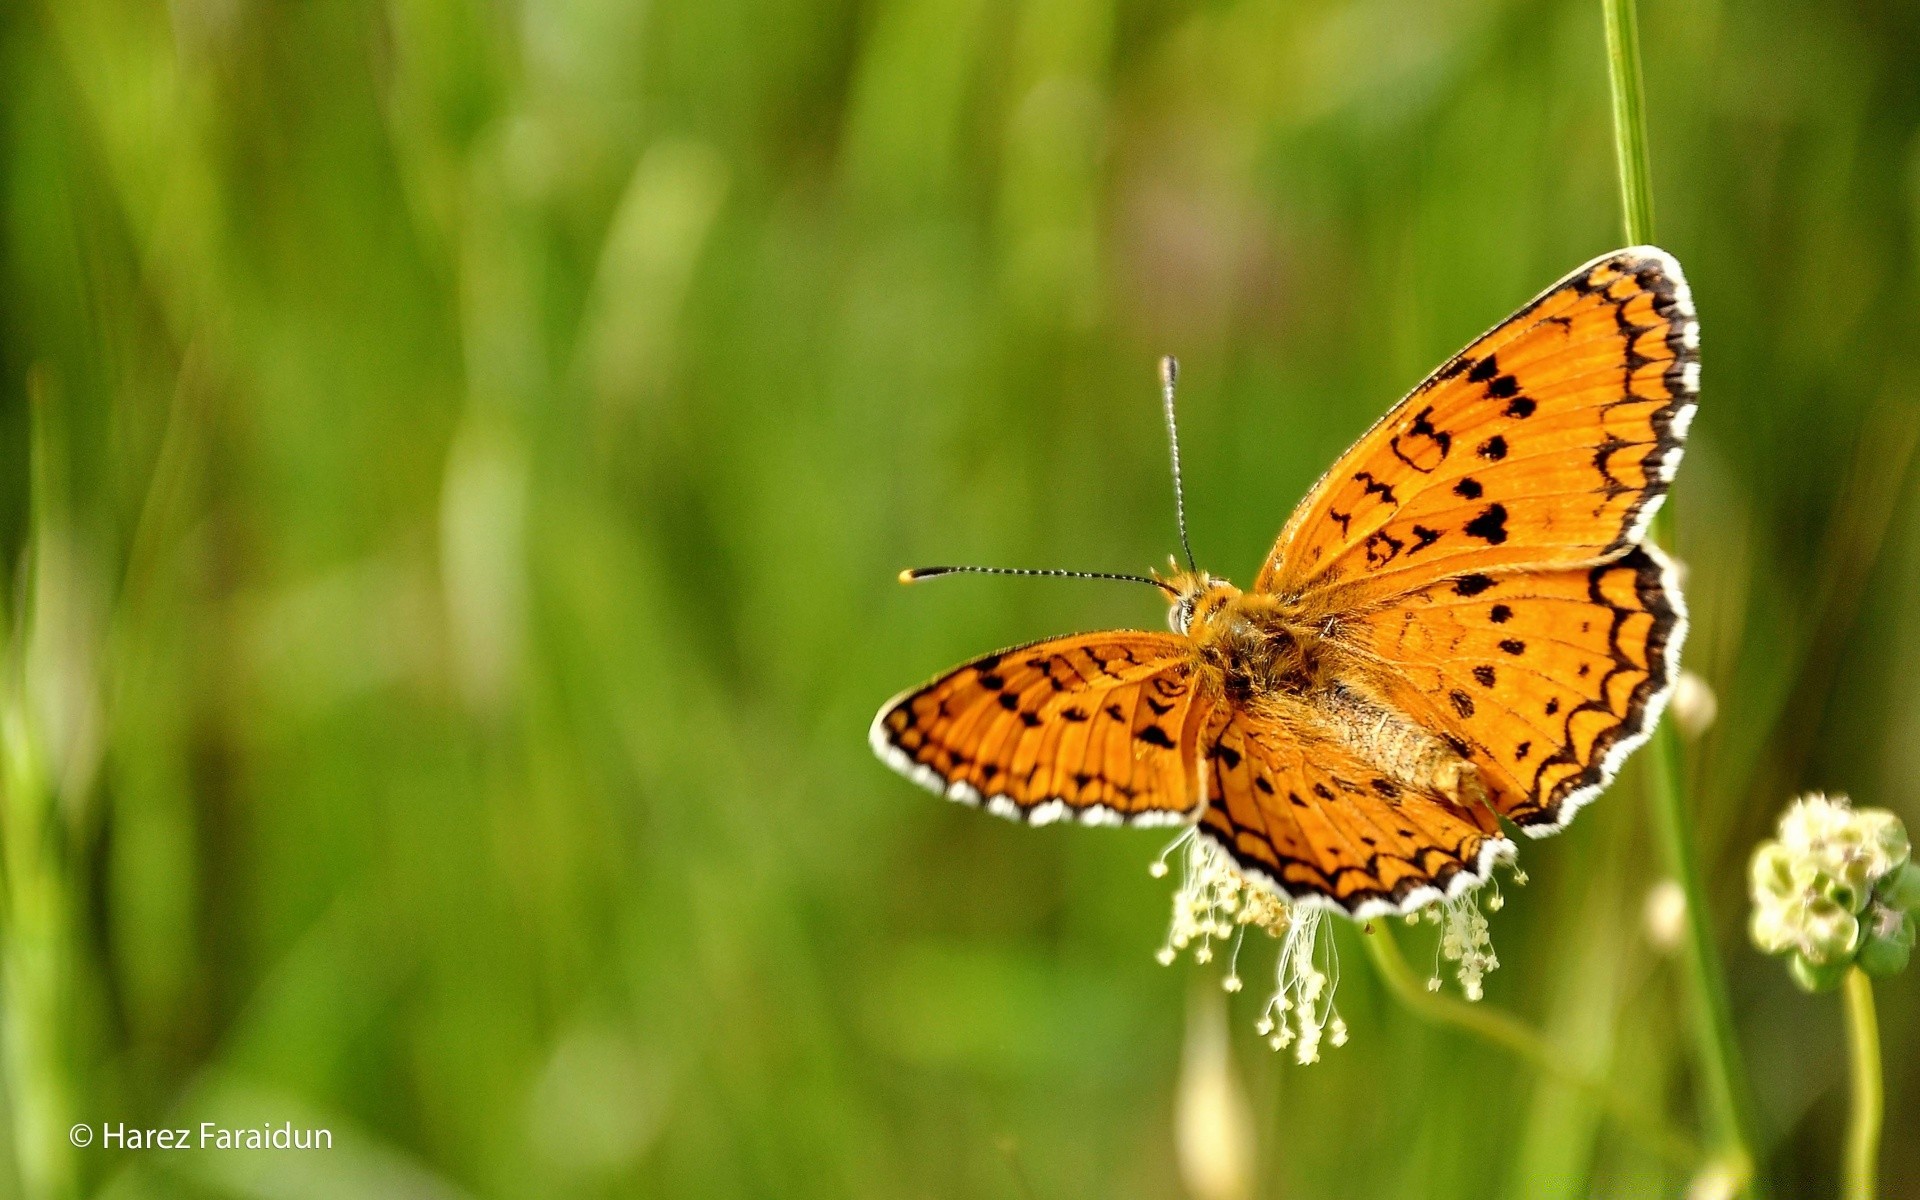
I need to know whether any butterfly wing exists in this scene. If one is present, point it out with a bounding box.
[1256,248,1696,599]
[1197,702,1513,917]
[1336,543,1684,835]
[871,632,1212,826]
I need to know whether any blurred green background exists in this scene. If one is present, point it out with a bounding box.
[2,0,1918,1196]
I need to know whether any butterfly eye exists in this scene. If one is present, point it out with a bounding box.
[1168,598,1194,634]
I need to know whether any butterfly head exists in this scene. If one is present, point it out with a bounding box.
[1164,571,1242,636]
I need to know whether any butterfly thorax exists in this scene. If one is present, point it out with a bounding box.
[1167,573,1322,703]
[1168,571,1482,806]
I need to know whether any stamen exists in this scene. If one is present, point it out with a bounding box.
[1437,890,1501,1001]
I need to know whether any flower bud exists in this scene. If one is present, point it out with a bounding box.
[1748,901,1796,956]
[1749,844,1797,906]
[1644,880,1687,953]
[1856,809,1911,877]
[1857,909,1915,980]
[1877,862,1920,912]
[1789,952,1850,993]
[1799,895,1862,964]
[1671,671,1718,739]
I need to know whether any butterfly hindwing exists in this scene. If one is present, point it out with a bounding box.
[1258,248,1696,600]
[1197,704,1513,917]
[871,632,1211,826]
[1339,544,1685,833]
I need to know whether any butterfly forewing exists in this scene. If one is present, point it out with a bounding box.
[1339,544,1684,833]
[871,632,1211,826]
[1258,248,1697,600]
[1197,705,1512,916]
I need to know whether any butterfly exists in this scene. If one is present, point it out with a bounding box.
[872,248,1695,920]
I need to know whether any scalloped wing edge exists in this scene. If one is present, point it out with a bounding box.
[1514,538,1688,836]
[1263,245,1698,592]
[1195,821,1518,920]
[867,638,1206,829]
[1606,246,1698,553]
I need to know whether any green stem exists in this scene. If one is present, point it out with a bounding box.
[1601,0,1763,1190]
[1602,0,1657,246]
[1363,925,1700,1169]
[1842,968,1881,1200]
[1646,729,1759,1182]
[2,373,80,1200]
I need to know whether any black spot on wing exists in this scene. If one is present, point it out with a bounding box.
[1364,530,1405,568]
[1593,434,1634,502]
[1138,725,1176,749]
[1464,504,1510,544]
[1354,471,1399,506]
[1390,405,1452,474]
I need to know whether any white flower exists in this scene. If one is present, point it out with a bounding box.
[1749,792,1918,985]
[1154,832,1505,1057]
[1436,891,1499,1001]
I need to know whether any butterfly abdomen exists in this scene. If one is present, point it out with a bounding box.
[1307,681,1485,808]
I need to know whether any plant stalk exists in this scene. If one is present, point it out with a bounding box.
[1601,0,1763,1189]
[2,372,80,1200]
[1363,925,1699,1168]
[1842,968,1881,1200]
[1645,728,1759,1185]
[1602,0,1657,246]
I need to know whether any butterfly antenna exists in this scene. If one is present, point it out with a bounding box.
[899,565,1178,597]
[1160,356,1198,573]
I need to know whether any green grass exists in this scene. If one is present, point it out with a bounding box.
[3,0,1918,1197]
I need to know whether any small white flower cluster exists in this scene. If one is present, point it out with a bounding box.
[1749,793,1918,990]
[1152,834,1511,1061]
[1254,908,1347,1064]
[1151,831,1342,1062]
[1409,884,1507,1001]
[1151,829,1288,970]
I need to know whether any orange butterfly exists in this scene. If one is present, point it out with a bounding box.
[872,248,1694,921]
